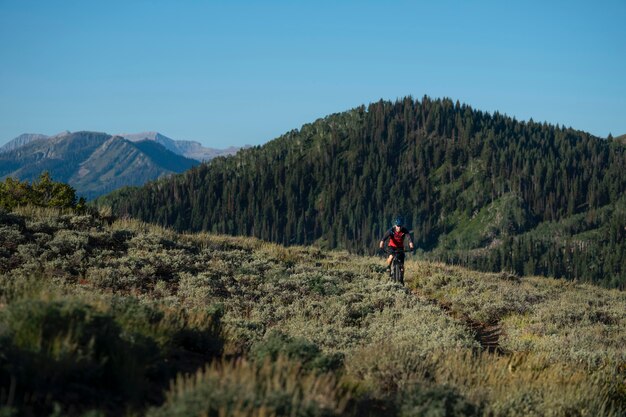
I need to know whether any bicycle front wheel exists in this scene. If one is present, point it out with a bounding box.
[392,262,404,285]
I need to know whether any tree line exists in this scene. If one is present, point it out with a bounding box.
[98,97,626,287]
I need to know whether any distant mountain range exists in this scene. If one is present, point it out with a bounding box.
[0,132,61,153]
[1,131,240,161]
[0,131,242,199]
[119,131,243,161]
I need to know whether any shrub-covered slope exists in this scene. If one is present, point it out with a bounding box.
[1,207,625,416]
[98,97,626,287]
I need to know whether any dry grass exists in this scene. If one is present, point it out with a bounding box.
[149,356,351,417]
[1,207,625,416]
[406,258,626,366]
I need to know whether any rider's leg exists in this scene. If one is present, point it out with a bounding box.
[386,254,393,266]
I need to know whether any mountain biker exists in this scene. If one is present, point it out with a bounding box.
[379,216,414,271]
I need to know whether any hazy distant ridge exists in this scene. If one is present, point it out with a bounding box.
[2,130,242,161]
[0,131,201,199]
[121,131,241,161]
[1,130,243,198]
[0,133,50,153]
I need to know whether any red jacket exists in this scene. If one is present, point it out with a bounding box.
[381,226,412,248]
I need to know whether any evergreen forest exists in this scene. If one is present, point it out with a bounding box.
[98,97,626,288]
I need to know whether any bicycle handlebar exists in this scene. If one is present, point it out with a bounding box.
[382,247,413,254]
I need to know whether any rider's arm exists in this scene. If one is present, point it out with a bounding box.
[379,229,391,249]
[403,227,415,250]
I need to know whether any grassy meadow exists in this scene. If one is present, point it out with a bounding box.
[0,206,624,416]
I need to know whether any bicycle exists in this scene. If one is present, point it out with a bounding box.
[383,247,409,285]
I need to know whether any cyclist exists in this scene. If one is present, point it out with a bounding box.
[379,216,414,273]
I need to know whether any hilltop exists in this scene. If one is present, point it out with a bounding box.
[0,133,53,152]
[99,97,626,288]
[1,206,624,416]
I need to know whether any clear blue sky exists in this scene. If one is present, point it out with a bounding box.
[1,0,625,148]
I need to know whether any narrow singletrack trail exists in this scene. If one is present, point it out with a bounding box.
[469,322,504,353]
[410,288,506,354]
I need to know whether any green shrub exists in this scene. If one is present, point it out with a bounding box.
[0,225,24,272]
[147,356,352,417]
[251,329,343,373]
[0,173,78,210]
[0,299,148,415]
[110,298,224,356]
[47,230,90,257]
[87,230,133,253]
[0,209,25,228]
[0,296,224,416]
[107,297,225,392]
[398,384,481,417]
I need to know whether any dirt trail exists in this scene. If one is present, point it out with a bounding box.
[410,288,505,353]
[469,322,504,353]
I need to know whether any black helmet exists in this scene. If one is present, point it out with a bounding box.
[393,216,403,227]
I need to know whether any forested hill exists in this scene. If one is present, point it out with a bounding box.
[99,97,626,287]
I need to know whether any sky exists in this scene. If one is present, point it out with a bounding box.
[1,0,625,148]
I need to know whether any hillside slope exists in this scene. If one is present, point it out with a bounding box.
[69,137,199,199]
[99,97,626,287]
[0,131,110,182]
[0,206,624,416]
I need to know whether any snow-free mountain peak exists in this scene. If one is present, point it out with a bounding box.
[120,131,242,161]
